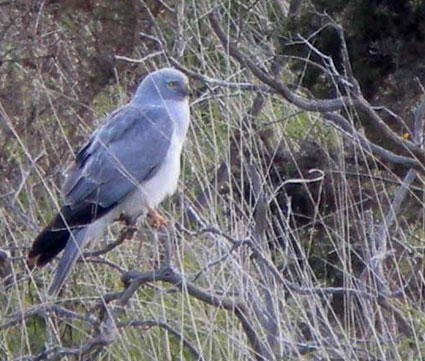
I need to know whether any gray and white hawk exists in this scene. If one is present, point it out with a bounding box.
[28,68,191,295]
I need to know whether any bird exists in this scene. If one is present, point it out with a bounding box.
[28,67,191,296]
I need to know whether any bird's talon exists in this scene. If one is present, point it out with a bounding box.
[147,209,168,231]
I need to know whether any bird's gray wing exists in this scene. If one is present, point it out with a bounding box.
[29,104,174,272]
[63,104,174,210]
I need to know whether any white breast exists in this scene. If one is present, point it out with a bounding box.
[119,99,190,219]
[140,129,183,208]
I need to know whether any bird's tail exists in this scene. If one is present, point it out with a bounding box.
[48,227,88,296]
[28,209,72,268]
[29,204,115,268]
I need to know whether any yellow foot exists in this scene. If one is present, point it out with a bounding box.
[147,209,169,231]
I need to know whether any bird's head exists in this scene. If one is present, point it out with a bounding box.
[134,68,191,103]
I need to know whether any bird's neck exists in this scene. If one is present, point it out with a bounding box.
[168,99,190,140]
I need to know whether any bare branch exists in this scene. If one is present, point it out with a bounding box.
[120,252,272,361]
[357,97,425,161]
[288,0,303,18]
[83,225,137,258]
[119,319,205,361]
[195,225,378,299]
[322,13,359,92]
[0,305,97,331]
[209,11,358,113]
[172,0,186,59]
[170,58,272,93]
[208,10,425,171]
[192,51,285,212]
[369,96,425,293]
[323,112,420,168]
[245,163,278,350]
[114,51,163,64]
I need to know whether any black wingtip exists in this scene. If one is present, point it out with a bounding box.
[28,224,70,268]
[29,203,117,267]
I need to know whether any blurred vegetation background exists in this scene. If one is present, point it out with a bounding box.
[2,0,425,360]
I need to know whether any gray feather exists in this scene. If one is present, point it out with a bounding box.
[48,227,88,296]
[63,105,174,208]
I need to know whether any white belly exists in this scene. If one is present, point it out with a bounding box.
[120,129,183,218]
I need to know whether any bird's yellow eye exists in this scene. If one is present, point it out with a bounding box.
[168,81,178,89]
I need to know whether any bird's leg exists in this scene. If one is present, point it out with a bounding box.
[119,213,137,227]
[147,209,169,231]
[117,214,138,241]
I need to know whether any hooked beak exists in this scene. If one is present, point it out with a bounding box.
[182,82,192,97]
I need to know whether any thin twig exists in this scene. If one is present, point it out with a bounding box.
[170,58,272,92]
[0,305,97,331]
[209,11,360,113]
[119,319,205,361]
[83,226,137,258]
[370,96,425,293]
